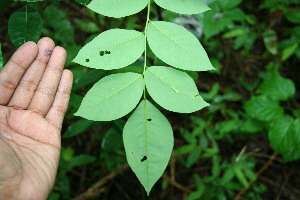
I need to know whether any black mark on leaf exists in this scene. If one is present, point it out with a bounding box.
[100,50,111,56]
[100,51,105,56]
[147,118,152,122]
[141,156,147,162]
[86,59,90,62]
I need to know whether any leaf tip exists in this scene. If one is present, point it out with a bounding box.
[73,111,81,117]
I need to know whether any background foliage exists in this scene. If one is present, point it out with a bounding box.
[0,0,300,199]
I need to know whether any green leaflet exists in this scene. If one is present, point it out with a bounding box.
[145,66,209,113]
[63,119,94,138]
[75,73,144,121]
[269,116,300,162]
[244,96,284,122]
[285,9,300,24]
[147,21,214,71]
[259,73,295,101]
[154,0,210,15]
[43,5,75,45]
[73,29,144,70]
[87,0,148,18]
[281,43,298,61]
[219,0,243,9]
[8,6,43,48]
[123,99,173,195]
[75,0,90,6]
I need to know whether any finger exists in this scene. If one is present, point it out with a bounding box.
[28,46,67,116]
[0,42,38,105]
[46,70,73,130]
[8,38,55,109]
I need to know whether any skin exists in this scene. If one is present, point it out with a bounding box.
[0,38,73,200]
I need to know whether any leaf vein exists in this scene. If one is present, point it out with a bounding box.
[149,21,195,57]
[88,75,143,110]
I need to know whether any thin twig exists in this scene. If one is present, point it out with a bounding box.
[113,180,132,200]
[72,164,129,200]
[162,174,192,194]
[275,171,291,200]
[171,151,176,182]
[233,153,277,200]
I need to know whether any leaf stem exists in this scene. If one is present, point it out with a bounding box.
[143,0,151,99]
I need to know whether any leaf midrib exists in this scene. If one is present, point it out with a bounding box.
[87,74,143,110]
[143,100,150,191]
[147,68,204,102]
[149,21,197,58]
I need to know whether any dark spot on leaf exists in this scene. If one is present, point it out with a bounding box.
[100,51,105,56]
[141,156,147,162]
[45,49,53,56]
[195,94,199,97]
[86,59,90,62]
[105,50,111,54]
[147,118,152,122]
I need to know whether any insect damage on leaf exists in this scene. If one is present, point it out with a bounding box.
[141,156,147,162]
[99,50,111,56]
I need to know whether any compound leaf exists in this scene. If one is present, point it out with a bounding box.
[73,29,144,70]
[8,6,43,48]
[123,99,173,195]
[147,21,214,71]
[269,116,300,162]
[87,0,148,18]
[145,66,209,113]
[154,0,210,15]
[75,73,144,121]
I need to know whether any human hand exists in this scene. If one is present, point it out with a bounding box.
[0,38,73,200]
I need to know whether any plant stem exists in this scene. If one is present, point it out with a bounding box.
[143,0,151,99]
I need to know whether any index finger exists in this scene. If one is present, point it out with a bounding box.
[0,42,38,105]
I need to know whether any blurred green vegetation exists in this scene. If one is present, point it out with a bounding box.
[1,0,300,199]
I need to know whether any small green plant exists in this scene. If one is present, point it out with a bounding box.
[244,62,299,161]
[73,0,214,194]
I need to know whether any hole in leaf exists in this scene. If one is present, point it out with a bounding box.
[141,156,147,162]
[85,59,90,62]
[147,118,152,122]
[99,51,105,56]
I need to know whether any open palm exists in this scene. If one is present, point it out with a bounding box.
[0,38,73,200]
